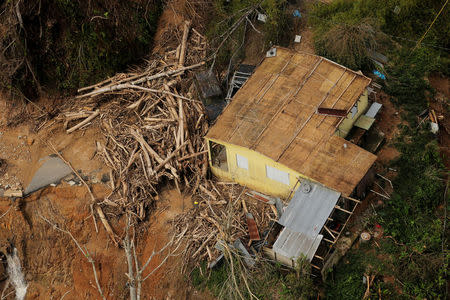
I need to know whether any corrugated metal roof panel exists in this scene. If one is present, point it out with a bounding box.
[272,227,323,261]
[278,181,341,237]
[365,102,382,118]
[272,181,340,262]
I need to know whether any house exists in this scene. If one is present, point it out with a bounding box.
[205,47,377,200]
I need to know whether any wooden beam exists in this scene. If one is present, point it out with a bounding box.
[314,255,324,260]
[323,238,335,244]
[323,225,336,240]
[330,228,340,235]
[344,195,361,203]
[334,205,352,214]
[311,264,321,270]
[370,189,391,199]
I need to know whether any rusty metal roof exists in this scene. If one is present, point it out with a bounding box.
[206,47,377,196]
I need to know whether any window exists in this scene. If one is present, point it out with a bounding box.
[351,103,358,119]
[209,141,228,171]
[266,165,290,185]
[236,154,249,170]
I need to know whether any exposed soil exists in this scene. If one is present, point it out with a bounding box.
[0,68,210,300]
[0,184,207,299]
[372,91,403,165]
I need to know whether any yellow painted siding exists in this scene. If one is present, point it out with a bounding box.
[336,89,369,138]
[207,138,311,199]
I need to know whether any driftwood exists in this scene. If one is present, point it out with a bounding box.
[76,62,205,99]
[57,20,275,281]
[179,21,191,67]
[59,21,210,223]
[66,110,100,133]
[174,182,276,269]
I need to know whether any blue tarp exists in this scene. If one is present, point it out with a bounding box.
[373,70,386,80]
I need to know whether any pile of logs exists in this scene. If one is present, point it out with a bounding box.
[63,21,209,219]
[173,180,277,268]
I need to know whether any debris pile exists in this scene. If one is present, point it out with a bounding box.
[58,17,278,274]
[61,21,209,219]
[174,181,278,269]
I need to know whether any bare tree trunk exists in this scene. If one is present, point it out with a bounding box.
[122,213,186,299]
[124,216,137,300]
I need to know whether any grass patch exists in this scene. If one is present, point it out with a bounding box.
[191,256,317,300]
[308,0,449,73]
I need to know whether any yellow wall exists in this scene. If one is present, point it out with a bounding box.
[336,89,369,138]
[206,138,310,199]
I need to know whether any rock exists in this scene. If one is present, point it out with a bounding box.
[101,173,110,183]
[4,189,23,198]
[26,137,34,146]
[67,180,76,186]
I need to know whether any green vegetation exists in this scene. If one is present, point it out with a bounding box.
[192,255,316,300]
[206,0,288,69]
[326,243,397,299]
[315,2,448,298]
[309,0,449,73]
[323,5,448,295]
[376,125,447,298]
[1,0,162,97]
[327,125,448,299]
[383,47,440,116]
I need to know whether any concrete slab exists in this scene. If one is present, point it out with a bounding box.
[24,155,73,195]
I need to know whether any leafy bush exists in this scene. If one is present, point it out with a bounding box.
[1,0,162,97]
[314,19,378,70]
[309,0,449,73]
[383,48,440,116]
[206,0,287,70]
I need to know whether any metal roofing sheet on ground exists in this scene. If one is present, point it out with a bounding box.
[365,102,382,118]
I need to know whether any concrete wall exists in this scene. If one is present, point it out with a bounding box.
[336,89,369,138]
[206,138,310,199]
